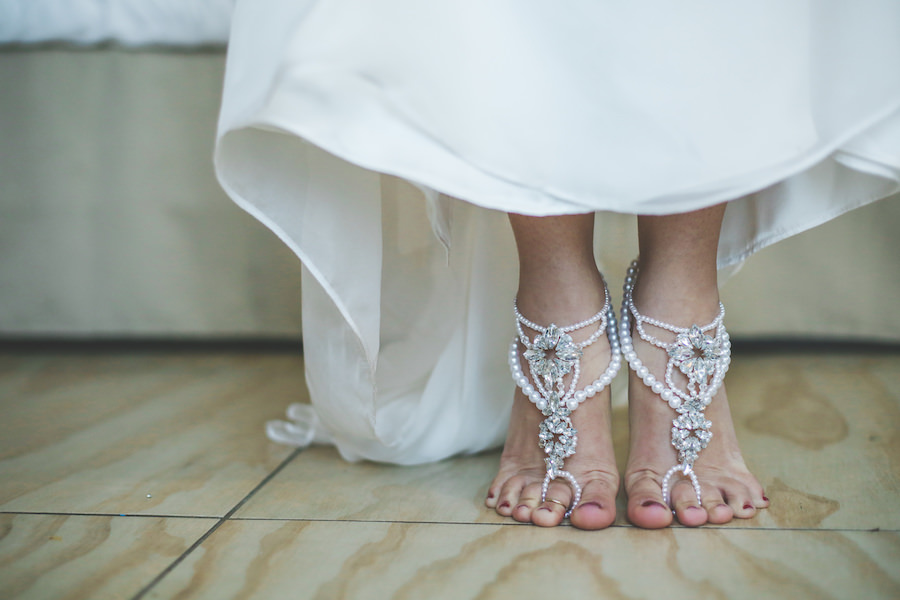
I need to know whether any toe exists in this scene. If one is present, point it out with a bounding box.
[629,498,673,529]
[570,478,617,530]
[674,503,707,527]
[751,483,770,510]
[723,482,757,519]
[495,475,529,517]
[486,464,525,509]
[701,487,733,525]
[511,482,545,523]
[706,502,733,524]
[626,471,673,529]
[530,480,573,527]
[485,485,498,508]
[531,501,567,527]
[671,480,708,527]
[485,474,515,509]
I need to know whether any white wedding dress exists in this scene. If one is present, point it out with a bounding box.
[215,0,900,464]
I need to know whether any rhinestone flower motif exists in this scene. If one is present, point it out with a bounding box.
[667,325,726,384]
[539,414,577,475]
[523,324,583,386]
[671,411,712,465]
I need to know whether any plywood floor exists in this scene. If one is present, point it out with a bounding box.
[1,348,899,599]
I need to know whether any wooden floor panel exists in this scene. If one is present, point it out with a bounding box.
[0,351,897,599]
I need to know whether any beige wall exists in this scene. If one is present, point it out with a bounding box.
[0,48,302,338]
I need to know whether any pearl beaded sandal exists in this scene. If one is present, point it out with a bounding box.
[508,284,622,518]
[619,259,732,508]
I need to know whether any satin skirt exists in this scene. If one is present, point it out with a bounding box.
[215,0,900,463]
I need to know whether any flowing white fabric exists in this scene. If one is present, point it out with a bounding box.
[215,0,900,464]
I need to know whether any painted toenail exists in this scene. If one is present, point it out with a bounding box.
[487,492,495,499]
[498,501,510,509]
[641,500,667,509]
[743,503,754,510]
[762,495,769,502]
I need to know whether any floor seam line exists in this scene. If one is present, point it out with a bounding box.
[0,511,221,519]
[218,517,900,533]
[129,446,303,600]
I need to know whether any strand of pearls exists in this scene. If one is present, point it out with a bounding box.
[619,265,730,410]
[627,297,728,409]
[661,464,702,508]
[509,288,622,412]
[541,471,582,515]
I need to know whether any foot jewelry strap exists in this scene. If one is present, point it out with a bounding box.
[620,259,731,507]
[509,285,622,518]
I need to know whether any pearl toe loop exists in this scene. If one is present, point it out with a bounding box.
[661,463,702,508]
[542,470,582,519]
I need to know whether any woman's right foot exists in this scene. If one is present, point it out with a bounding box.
[485,280,619,530]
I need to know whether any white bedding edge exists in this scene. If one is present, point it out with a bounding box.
[0,0,235,46]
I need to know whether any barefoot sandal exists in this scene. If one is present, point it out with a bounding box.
[619,260,731,508]
[508,285,622,518]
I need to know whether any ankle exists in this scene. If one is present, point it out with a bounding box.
[629,257,718,311]
[630,280,720,327]
[516,273,607,325]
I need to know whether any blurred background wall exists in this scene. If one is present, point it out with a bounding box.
[0,47,304,339]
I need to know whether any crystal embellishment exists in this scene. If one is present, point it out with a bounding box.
[521,326,586,481]
[668,325,727,384]
[523,325,583,386]
[671,411,712,465]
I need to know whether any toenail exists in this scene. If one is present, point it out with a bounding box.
[579,502,603,510]
[487,492,495,499]
[498,501,510,509]
[641,500,667,509]
[515,504,529,512]
[762,495,770,502]
[716,503,728,510]
[686,506,702,512]
[743,503,754,510]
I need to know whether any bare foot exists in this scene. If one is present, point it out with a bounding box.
[623,275,768,528]
[485,283,619,530]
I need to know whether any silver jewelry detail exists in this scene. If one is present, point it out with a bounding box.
[620,259,731,507]
[509,284,622,518]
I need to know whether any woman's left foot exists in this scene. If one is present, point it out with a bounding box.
[622,267,768,528]
[625,361,768,528]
